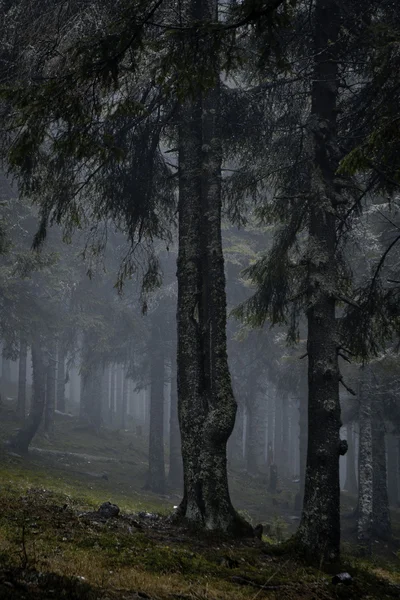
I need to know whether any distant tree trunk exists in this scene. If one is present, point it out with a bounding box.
[297,0,346,562]
[372,407,391,538]
[145,318,165,493]
[281,396,289,478]
[109,365,116,425]
[387,434,399,506]
[56,342,66,412]
[17,334,27,420]
[121,369,128,430]
[357,367,373,551]
[274,393,283,473]
[115,365,123,429]
[344,422,358,495]
[176,0,248,534]
[80,364,103,431]
[101,365,110,423]
[2,356,12,384]
[44,340,57,436]
[267,391,274,466]
[8,334,46,452]
[169,357,183,489]
[246,392,267,476]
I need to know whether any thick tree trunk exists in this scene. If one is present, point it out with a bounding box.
[176,0,247,534]
[344,422,358,495]
[357,367,373,551]
[17,334,27,420]
[299,387,307,506]
[372,407,391,538]
[56,343,66,412]
[387,434,399,506]
[297,0,346,562]
[146,318,166,493]
[169,357,183,488]
[8,334,46,453]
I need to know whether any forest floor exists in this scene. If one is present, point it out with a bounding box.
[0,397,399,599]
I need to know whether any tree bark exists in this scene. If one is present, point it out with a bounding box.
[176,0,248,534]
[146,317,166,493]
[8,334,46,453]
[344,422,358,495]
[297,0,346,562]
[357,366,373,552]
[56,342,66,412]
[17,334,27,420]
[169,357,183,488]
[387,434,399,506]
[372,406,391,538]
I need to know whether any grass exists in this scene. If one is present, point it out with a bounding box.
[0,398,400,598]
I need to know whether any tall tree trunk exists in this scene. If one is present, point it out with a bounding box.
[109,365,116,426]
[357,366,373,552]
[176,0,248,534]
[169,357,183,488]
[298,387,307,507]
[8,334,46,452]
[44,340,56,436]
[115,364,123,429]
[344,422,358,495]
[17,334,27,420]
[228,400,245,470]
[81,365,103,431]
[146,317,165,493]
[56,342,66,412]
[121,368,128,430]
[297,0,346,562]
[2,356,12,384]
[387,434,399,506]
[372,406,391,538]
[246,393,267,476]
[274,392,283,473]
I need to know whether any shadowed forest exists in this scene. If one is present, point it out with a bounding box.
[0,1,400,598]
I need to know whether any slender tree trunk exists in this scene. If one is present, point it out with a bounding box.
[169,357,183,488]
[8,334,46,452]
[121,369,127,430]
[297,0,346,562]
[81,365,103,431]
[372,406,391,538]
[109,365,116,425]
[282,396,290,478]
[146,317,166,493]
[274,393,283,473]
[246,393,267,476]
[176,0,248,534]
[44,340,57,436]
[17,334,27,420]
[344,422,358,495]
[357,367,373,551]
[115,365,123,429]
[56,342,66,412]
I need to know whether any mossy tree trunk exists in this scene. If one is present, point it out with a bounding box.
[176,0,248,534]
[297,0,346,562]
[17,333,28,421]
[8,333,46,453]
